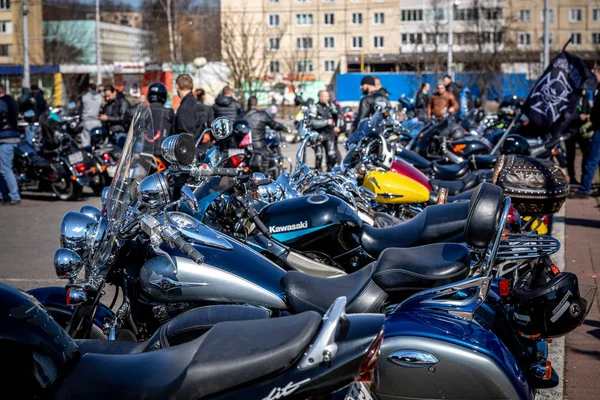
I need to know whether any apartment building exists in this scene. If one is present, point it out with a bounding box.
[84,12,144,29]
[507,0,599,61]
[0,0,44,66]
[220,0,401,82]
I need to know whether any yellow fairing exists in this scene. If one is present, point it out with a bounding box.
[363,170,430,204]
[522,216,549,234]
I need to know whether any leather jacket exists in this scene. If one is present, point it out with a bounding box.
[244,108,287,150]
[175,93,207,142]
[212,95,243,121]
[428,92,459,120]
[101,92,130,134]
[352,90,390,131]
[415,91,429,120]
[307,102,336,136]
[149,103,175,155]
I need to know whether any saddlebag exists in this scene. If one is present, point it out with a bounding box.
[492,155,568,216]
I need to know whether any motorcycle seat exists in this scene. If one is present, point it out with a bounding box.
[429,169,488,196]
[372,244,470,295]
[431,160,470,180]
[472,154,499,169]
[76,305,271,355]
[33,159,52,168]
[283,263,388,315]
[428,188,475,205]
[55,311,321,400]
[360,201,469,257]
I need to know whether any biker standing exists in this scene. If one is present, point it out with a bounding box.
[307,90,340,171]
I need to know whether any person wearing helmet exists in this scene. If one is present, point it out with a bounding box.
[147,82,175,156]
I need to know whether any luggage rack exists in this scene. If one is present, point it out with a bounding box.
[496,234,560,261]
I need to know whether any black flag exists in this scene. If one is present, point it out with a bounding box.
[522,50,596,137]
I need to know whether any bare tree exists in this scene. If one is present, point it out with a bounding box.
[220,6,286,99]
[43,21,88,65]
[281,45,316,96]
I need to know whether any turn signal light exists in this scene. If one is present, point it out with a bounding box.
[541,216,549,226]
[201,132,212,144]
[544,361,552,380]
[498,279,510,297]
[101,153,112,162]
[507,204,520,224]
[550,265,560,275]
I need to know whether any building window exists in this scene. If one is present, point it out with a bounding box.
[324,36,335,48]
[296,60,314,73]
[519,10,530,23]
[323,0,334,3]
[268,37,280,51]
[269,61,280,73]
[373,36,384,49]
[269,0,280,2]
[296,14,314,26]
[593,33,600,44]
[0,0,10,11]
[402,10,423,21]
[268,14,280,27]
[540,9,554,23]
[0,21,12,34]
[296,0,312,2]
[324,60,336,72]
[594,9,600,22]
[296,37,314,49]
[518,32,531,48]
[424,9,446,22]
[373,12,384,25]
[569,9,582,22]
[0,44,12,57]
[454,8,478,21]
[539,32,554,46]
[401,33,423,45]
[480,32,503,44]
[351,36,363,49]
[570,32,582,45]
[483,8,502,20]
[352,13,363,25]
[426,32,448,44]
[324,13,335,25]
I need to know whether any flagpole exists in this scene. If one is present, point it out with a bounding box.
[561,37,573,53]
[491,110,521,155]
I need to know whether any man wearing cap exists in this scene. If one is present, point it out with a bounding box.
[351,76,389,132]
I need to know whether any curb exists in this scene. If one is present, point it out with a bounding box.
[535,204,566,400]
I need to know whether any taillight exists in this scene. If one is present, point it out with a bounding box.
[73,163,87,174]
[358,329,384,382]
[541,215,549,226]
[507,204,520,224]
[498,279,510,297]
[101,153,111,162]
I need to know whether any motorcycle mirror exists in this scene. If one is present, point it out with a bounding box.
[211,117,234,140]
[180,185,199,212]
[101,186,110,207]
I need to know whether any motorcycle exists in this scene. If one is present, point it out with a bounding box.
[30,105,595,399]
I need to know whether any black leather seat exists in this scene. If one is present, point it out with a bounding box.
[56,312,321,400]
[360,201,469,257]
[76,305,271,355]
[283,263,388,315]
[472,154,499,169]
[372,244,470,295]
[431,160,470,180]
[430,169,493,196]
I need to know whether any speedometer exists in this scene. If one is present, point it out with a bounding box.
[167,212,200,229]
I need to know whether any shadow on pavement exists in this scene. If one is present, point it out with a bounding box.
[564,217,600,229]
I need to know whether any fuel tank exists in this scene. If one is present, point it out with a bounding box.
[376,311,533,400]
[363,169,431,204]
[390,159,432,191]
[258,194,362,257]
[450,135,493,157]
[139,233,288,310]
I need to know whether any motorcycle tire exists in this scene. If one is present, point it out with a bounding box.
[51,178,82,201]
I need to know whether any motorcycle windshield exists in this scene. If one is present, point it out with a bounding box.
[90,104,156,277]
[345,110,384,147]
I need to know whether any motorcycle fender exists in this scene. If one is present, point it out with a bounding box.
[363,170,430,204]
[27,286,114,329]
[375,312,533,400]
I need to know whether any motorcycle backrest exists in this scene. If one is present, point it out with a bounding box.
[465,182,503,249]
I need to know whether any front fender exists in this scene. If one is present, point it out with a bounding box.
[28,286,114,330]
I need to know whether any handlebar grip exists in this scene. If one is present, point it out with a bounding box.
[253,178,271,186]
[173,236,204,264]
[213,167,239,177]
[252,215,272,238]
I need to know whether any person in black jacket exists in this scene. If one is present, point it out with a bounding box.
[0,83,21,204]
[195,88,214,128]
[443,75,462,112]
[100,85,130,147]
[174,74,207,143]
[244,96,289,173]
[147,82,175,156]
[351,76,390,132]
[573,67,600,198]
[212,86,243,121]
[565,89,591,185]
[307,90,340,171]
[414,82,430,121]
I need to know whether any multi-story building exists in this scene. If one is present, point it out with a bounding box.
[0,0,44,66]
[220,0,401,83]
[43,20,153,64]
[84,12,144,29]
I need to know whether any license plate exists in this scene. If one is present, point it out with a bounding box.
[106,165,117,177]
[68,151,84,164]
[345,382,374,400]
[226,148,246,156]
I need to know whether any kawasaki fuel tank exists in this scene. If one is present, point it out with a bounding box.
[259,194,362,257]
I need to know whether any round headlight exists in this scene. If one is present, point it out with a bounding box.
[54,248,84,279]
[137,172,170,209]
[60,211,99,259]
[80,205,102,221]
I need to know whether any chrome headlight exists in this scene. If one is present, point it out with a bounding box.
[60,211,100,259]
[138,172,170,209]
[80,205,102,221]
[54,248,84,279]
